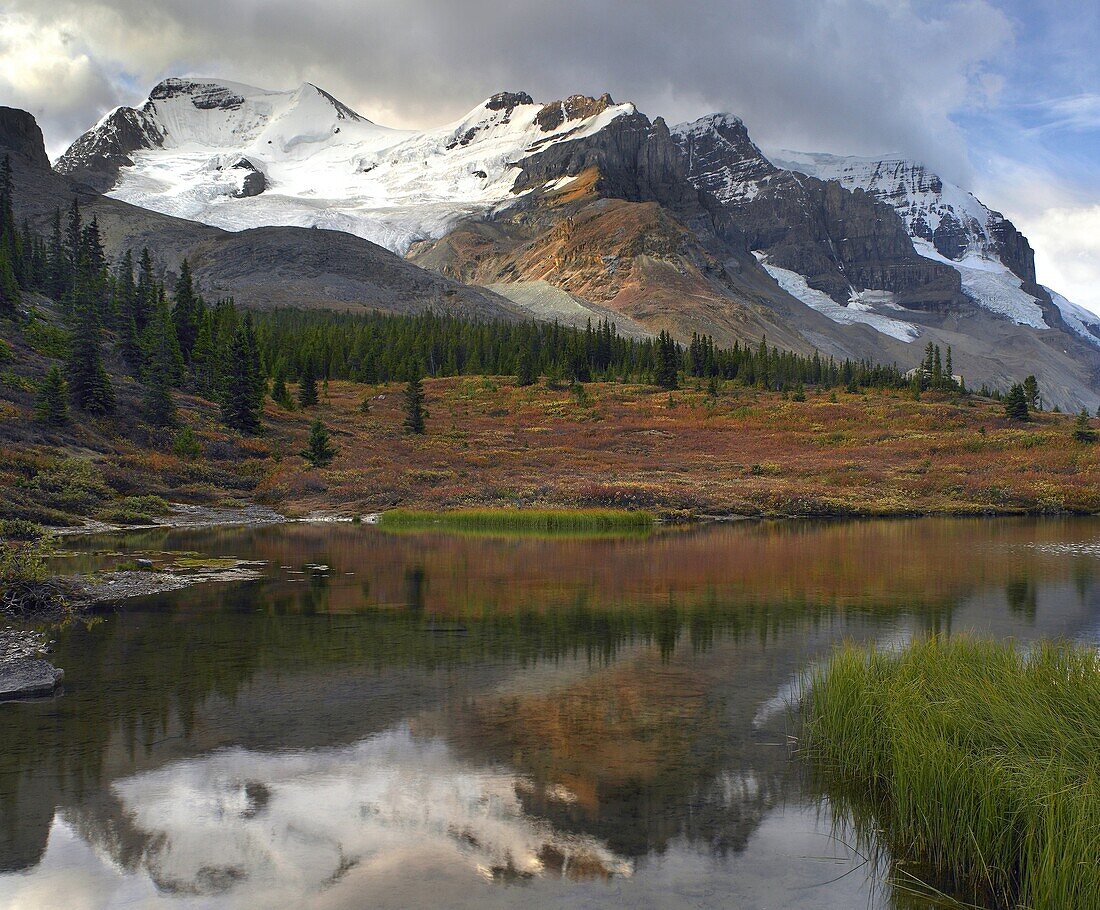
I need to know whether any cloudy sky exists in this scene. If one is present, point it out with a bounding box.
[2,0,1097,311]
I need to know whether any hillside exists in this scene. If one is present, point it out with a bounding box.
[1,301,1097,527]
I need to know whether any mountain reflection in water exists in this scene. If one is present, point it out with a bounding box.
[1,518,1098,910]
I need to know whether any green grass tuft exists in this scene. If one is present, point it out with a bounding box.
[800,636,1100,909]
[377,507,653,536]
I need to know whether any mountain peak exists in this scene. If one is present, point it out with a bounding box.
[485,91,535,111]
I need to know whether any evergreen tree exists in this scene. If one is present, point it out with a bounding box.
[143,286,184,384]
[655,330,679,390]
[221,319,263,434]
[35,366,69,426]
[171,259,201,361]
[143,365,177,428]
[1023,375,1040,411]
[1073,410,1097,443]
[47,210,66,300]
[140,285,180,428]
[515,344,537,386]
[115,250,143,372]
[65,198,82,268]
[298,359,319,408]
[190,312,216,396]
[301,418,337,466]
[66,310,115,415]
[135,248,156,334]
[403,370,427,434]
[0,246,18,316]
[1004,383,1030,421]
[271,370,294,409]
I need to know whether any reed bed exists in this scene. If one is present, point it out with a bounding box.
[800,636,1100,909]
[376,507,653,534]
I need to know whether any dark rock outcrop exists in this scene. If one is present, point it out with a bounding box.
[486,91,534,112]
[988,212,1037,285]
[534,94,616,132]
[149,77,245,110]
[516,112,700,214]
[0,107,51,170]
[231,158,266,198]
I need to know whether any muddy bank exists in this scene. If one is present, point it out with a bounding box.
[69,562,266,606]
[57,503,287,536]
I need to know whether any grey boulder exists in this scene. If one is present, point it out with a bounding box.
[0,659,63,699]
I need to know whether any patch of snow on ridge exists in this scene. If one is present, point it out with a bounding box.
[1045,286,1100,347]
[754,253,918,342]
[93,79,637,255]
[912,240,1047,329]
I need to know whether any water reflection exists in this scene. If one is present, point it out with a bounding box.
[2,518,1099,909]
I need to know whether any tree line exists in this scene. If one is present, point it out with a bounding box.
[6,158,1050,447]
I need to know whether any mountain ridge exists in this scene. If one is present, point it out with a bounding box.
[31,78,1100,410]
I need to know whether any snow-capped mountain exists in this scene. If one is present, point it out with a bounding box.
[769,151,1033,274]
[49,79,1100,410]
[765,149,1100,338]
[57,78,636,254]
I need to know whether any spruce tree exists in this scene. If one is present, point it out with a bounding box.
[298,359,319,408]
[301,418,337,466]
[143,287,184,385]
[136,248,156,334]
[0,246,18,317]
[140,288,180,428]
[35,366,69,426]
[403,370,427,434]
[65,198,81,267]
[1023,375,1040,411]
[172,259,201,362]
[1073,410,1096,443]
[66,269,115,415]
[271,370,294,409]
[655,330,679,390]
[515,344,537,386]
[221,320,263,434]
[1004,383,1030,421]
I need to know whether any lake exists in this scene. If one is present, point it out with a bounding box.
[2,518,1098,909]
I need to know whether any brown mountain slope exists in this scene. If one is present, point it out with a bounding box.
[411,170,818,353]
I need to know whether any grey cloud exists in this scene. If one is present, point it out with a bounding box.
[4,0,1013,184]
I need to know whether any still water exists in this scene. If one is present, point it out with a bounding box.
[2,518,1098,909]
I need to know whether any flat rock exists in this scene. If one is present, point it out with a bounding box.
[0,659,63,699]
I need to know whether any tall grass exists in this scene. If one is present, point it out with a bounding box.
[800,636,1100,909]
[377,507,653,535]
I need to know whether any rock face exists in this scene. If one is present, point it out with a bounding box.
[768,151,1038,284]
[671,115,965,310]
[0,107,51,170]
[516,111,703,215]
[534,93,617,131]
[55,106,165,192]
[0,659,63,699]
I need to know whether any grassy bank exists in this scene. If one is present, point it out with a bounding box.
[376,507,653,534]
[800,637,1100,909]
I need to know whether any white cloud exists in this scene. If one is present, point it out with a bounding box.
[1027,206,1100,314]
[973,156,1100,315]
[0,12,121,157]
